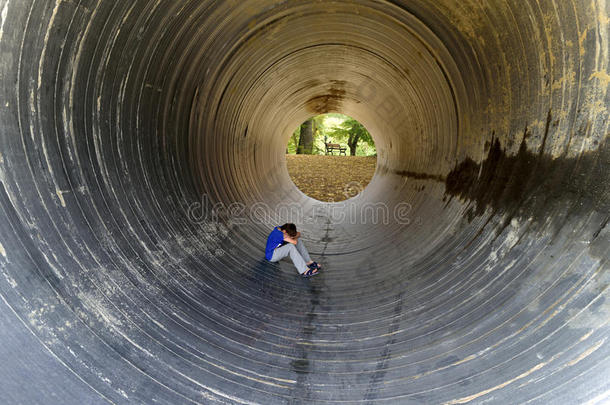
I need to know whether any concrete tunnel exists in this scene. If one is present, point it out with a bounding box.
[0,0,608,403]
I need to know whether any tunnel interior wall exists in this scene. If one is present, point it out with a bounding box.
[0,0,608,404]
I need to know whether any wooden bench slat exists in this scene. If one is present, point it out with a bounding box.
[325,143,347,155]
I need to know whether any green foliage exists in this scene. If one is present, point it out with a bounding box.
[325,116,375,156]
[287,113,376,156]
[286,126,301,154]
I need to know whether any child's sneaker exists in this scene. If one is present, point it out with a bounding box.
[308,261,321,270]
[302,267,319,278]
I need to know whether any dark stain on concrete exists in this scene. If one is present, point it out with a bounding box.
[305,80,346,114]
[363,292,404,403]
[388,169,445,182]
[445,128,609,224]
[381,120,608,229]
[445,135,535,221]
[291,79,322,97]
[290,359,310,374]
[289,280,323,402]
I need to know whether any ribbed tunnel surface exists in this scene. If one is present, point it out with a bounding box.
[0,0,609,403]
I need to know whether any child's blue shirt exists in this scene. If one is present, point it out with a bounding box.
[265,227,285,260]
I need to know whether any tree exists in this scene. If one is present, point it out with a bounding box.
[327,118,373,155]
[297,118,314,154]
[287,126,300,153]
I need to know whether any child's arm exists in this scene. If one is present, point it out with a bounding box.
[283,234,298,244]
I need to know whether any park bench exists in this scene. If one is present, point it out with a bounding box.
[325,143,347,155]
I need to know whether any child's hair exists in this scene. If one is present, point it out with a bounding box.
[280,223,297,238]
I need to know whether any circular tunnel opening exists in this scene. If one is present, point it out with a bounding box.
[285,113,377,202]
[0,1,608,404]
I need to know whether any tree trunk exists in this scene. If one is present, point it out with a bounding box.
[348,134,360,156]
[297,119,314,154]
